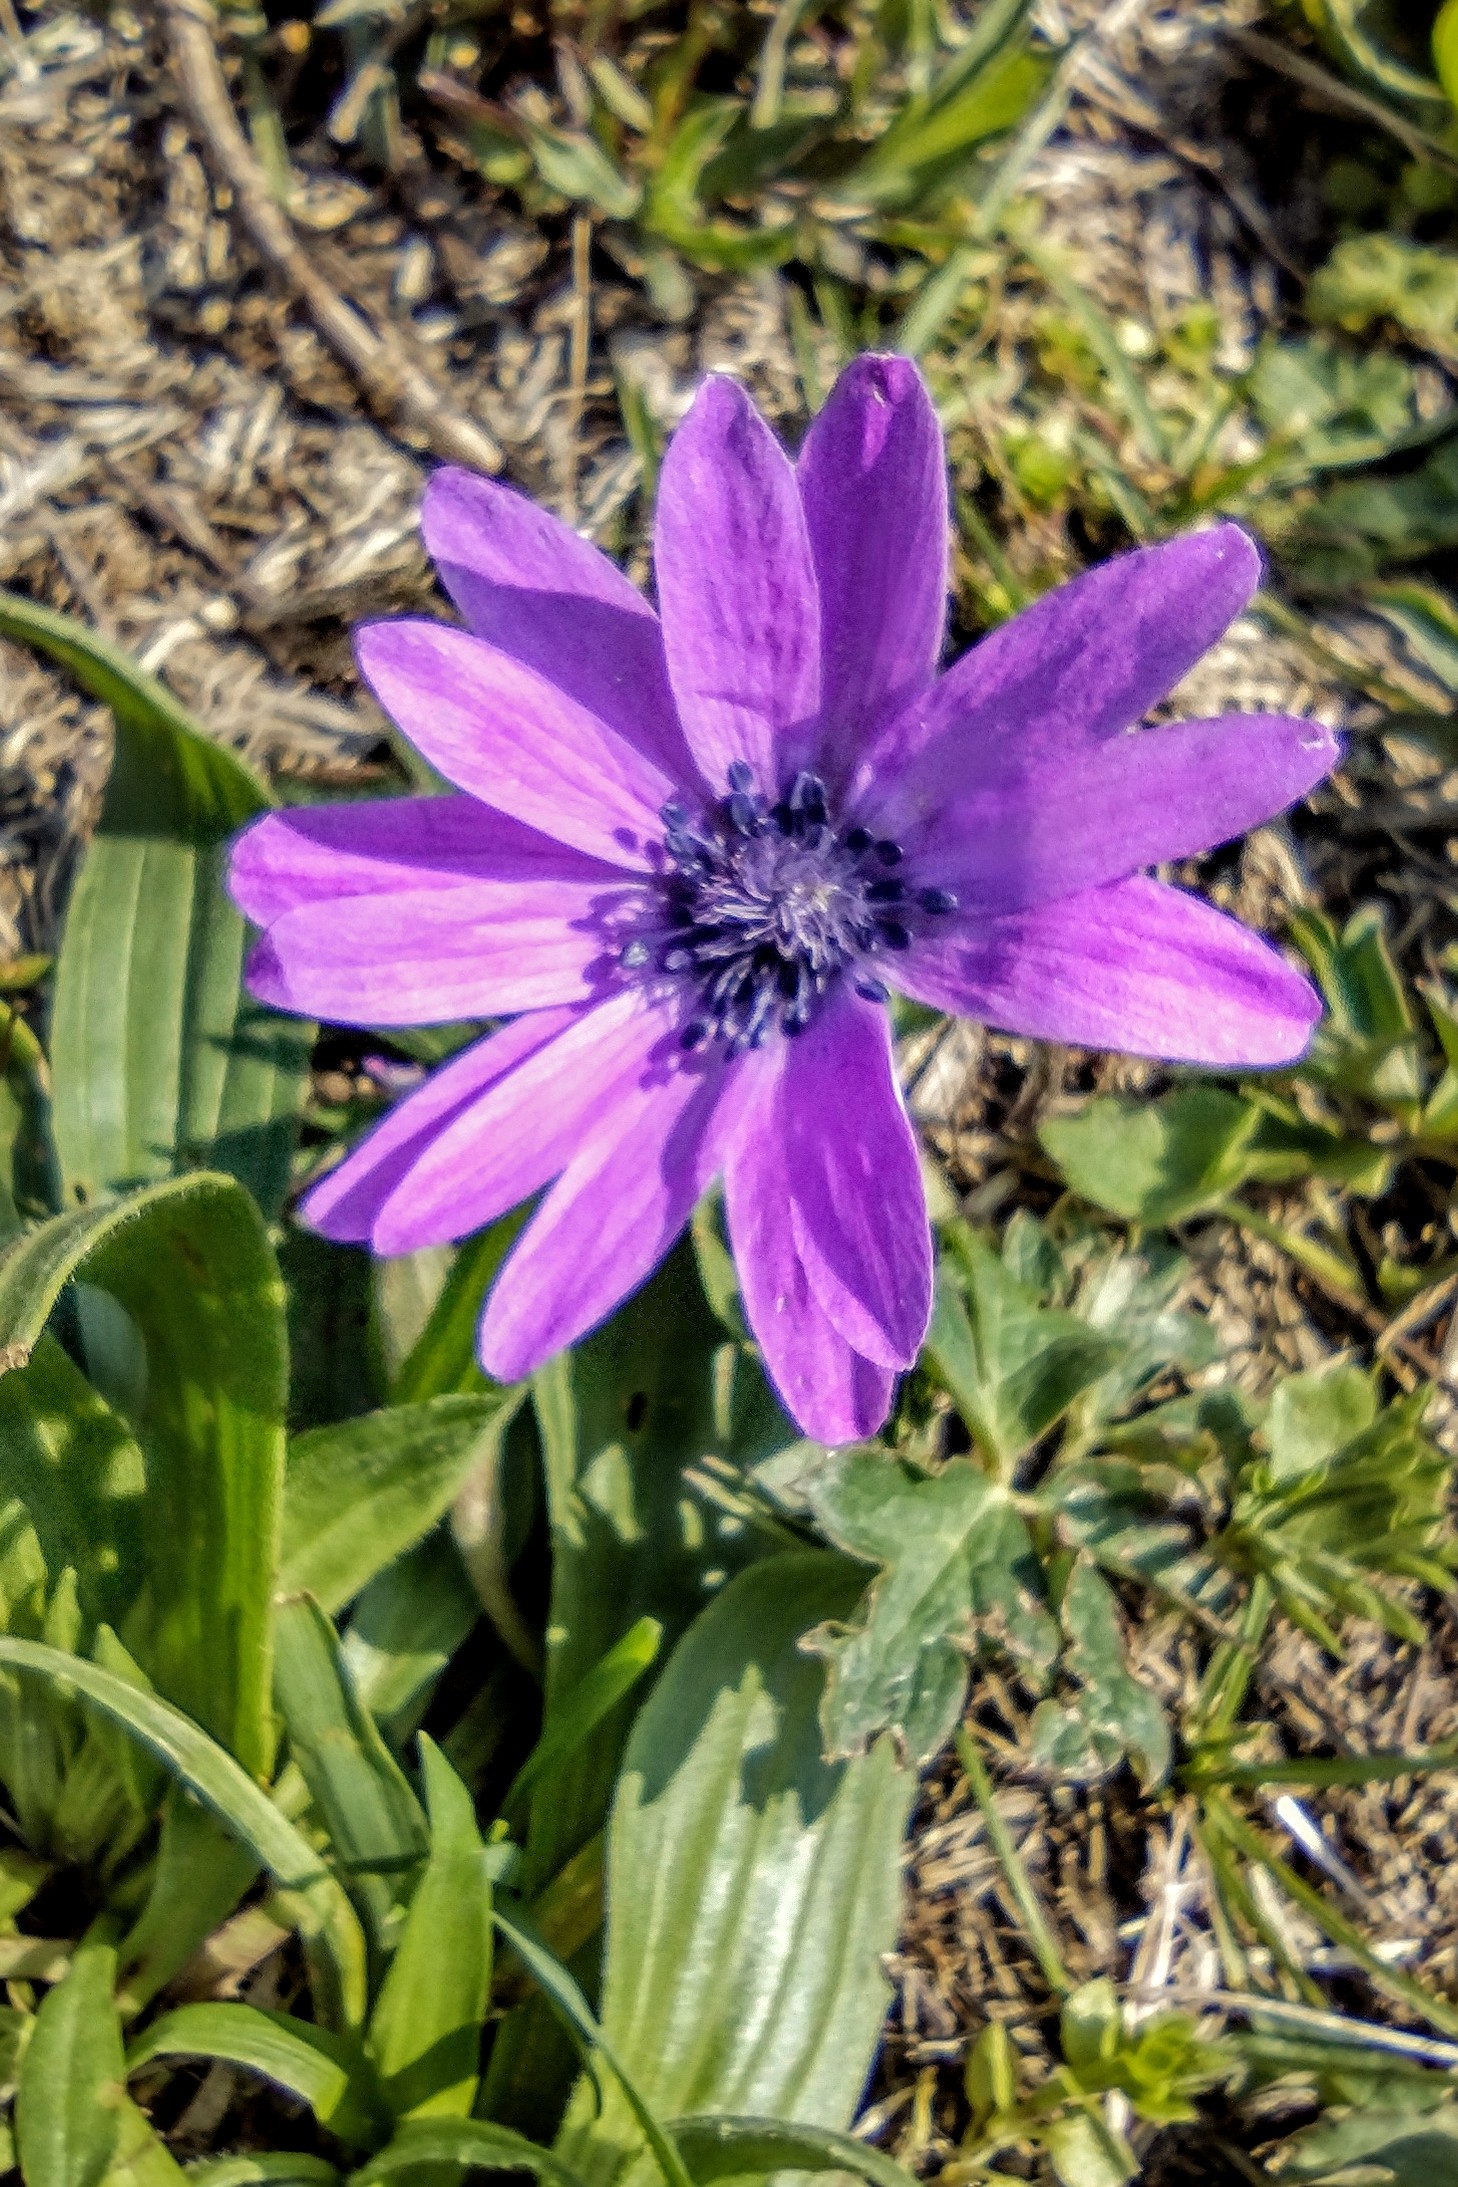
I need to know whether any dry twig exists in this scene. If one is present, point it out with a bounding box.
[153,0,502,475]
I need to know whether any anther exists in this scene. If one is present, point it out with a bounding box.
[681,1019,710,1051]
[919,887,958,914]
[660,800,689,828]
[619,939,651,969]
[876,918,912,950]
[727,760,755,793]
[855,977,890,1003]
[866,878,904,903]
[728,792,759,835]
[845,827,872,854]
[874,839,903,866]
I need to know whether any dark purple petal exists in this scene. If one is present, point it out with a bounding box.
[229,797,618,926]
[476,1040,733,1379]
[421,470,696,780]
[721,1049,894,1443]
[896,874,1322,1067]
[654,376,821,797]
[852,524,1262,824]
[355,620,676,869]
[244,876,634,1025]
[903,713,1341,916]
[778,990,932,1369]
[300,1010,575,1243]
[368,990,680,1255]
[797,354,947,776]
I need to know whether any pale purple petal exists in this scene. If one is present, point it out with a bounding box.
[721,1050,894,1444]
[229,797,615,926]
[851,523,1262,822]
[301,1011,575,1243]
[476,1040,733,1379]
[896,874,1321,1067]
[777,991,932,1369]
[244,875,635,1024]
[370,989,678,1255]
[903,713,1342,916]
[654,376,820,797]
[421,470,696,781]
[796,353,947,776]
[355,620,676,868]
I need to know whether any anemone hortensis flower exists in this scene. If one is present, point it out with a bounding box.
[230,356,1340,1442]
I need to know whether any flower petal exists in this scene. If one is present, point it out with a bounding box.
[369,989,678,1255]
[776,990,932,1369]
[245,875,635,1025]
[721,1047,895,1444]
[654,376,820,797]
[852,523,1262,820]
[797,353,947,774]
[905,713,1341,916]
[421,470,695,779]
[477,1040,732,1379]
[896,874,1322,1067]
[300,1010,576,1243]
[229,797,611,925]
[355,620,676,868]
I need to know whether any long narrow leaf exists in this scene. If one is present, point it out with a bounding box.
[127,2004,386,2148]
[0,1637,366,2031]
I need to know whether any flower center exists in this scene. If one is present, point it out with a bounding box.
[619,761,956,1053]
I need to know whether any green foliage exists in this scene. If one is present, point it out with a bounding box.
[955,1978,1233,2181]
[0,591,312,1221]
[556,1555,915,2187]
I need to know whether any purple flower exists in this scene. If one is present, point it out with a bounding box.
[230,356,1339,1443]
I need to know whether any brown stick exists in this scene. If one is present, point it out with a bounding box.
[155,0,502,476]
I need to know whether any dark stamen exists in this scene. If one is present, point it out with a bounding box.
[626,774,955,1048]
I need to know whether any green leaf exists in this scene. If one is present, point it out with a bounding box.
[391,1213,527,1404]
[668,2116,917,2187]
[1288,905,1424,1111]
[353,2119,588,2187]
[1039,1087,1260,1228]
[1044,2108,1138,2187]
[556,1554,916,2187]
[491,1905,692,2187]
[368,1738,492,2120]
[0,1172,286,1778]
[0,1636,367,2032]
[932,1231,1124,1470]
[273,1597,428,1957]
[126,2004,385,2149]
[521,1240,789,1893]
[0,1003,59,1238]
[282,1393,521,1615]
[839,16,1048,211]
[1030,1558,1171,1789]
[116,1788,260,2013]
[183,2159,341,2187]
[1264,1360,1377,1482]
[339,1534,481,1743]
[16,1930,125,2187]
[1438,0,1458,109]
[802,1451,1057,1765]
[0,589,314,1221]
[0,1334,145,1639]
[502,1619,661,1831]
[522,119,641,218]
